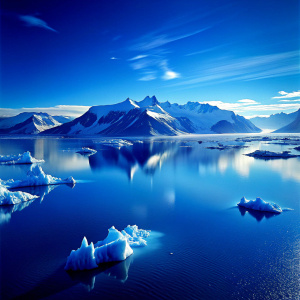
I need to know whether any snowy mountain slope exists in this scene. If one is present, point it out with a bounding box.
[42,96,261,136]
[273,109,300,133]
[0,112,61,129]
[52,115,74,124]
[250,110,298,130]
[0,113,62,134]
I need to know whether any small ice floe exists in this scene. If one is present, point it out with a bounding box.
[65,225,150,271]
[245,150,298,159]
[96,139,133,149]
[0,151,44,165]
[295,146,300,151]
[206,141,247,150]
[76,147,97,155]
[0,165,76,189]
[238,197,288,213]
[0,185,39,205]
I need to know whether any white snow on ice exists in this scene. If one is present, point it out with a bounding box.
[0,165,76,189]
[237,197,289,213]
[0,185,39,205]
[65,225,150,271]
[0,151,44,164]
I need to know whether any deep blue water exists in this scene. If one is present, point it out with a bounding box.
[0,135,299,299]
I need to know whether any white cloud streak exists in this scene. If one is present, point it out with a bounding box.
[0,105,90,118]
[20,15,57,32]
[130,27,210,52]
[167,50,299,87]
[272,90,300,99]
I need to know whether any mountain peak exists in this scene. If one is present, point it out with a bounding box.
[138,95,159,107]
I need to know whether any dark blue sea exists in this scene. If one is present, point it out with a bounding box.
[0,135,299,299]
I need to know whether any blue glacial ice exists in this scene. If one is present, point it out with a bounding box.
[0,165,75,189]
[0,185,39,205]
[238,197,284,213]
[0,151,44,164]
[65,225,150,271]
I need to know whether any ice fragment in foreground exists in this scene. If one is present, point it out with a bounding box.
[65,225,150,271]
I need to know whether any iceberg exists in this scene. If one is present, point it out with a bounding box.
[0,151,44,164]
[0,185,39,205]
[76,147,97,155]
[0,165,76,189]
[245,150,298,159]
[238,197,283,213]
[65,237,99,271]
[65,225,150,271]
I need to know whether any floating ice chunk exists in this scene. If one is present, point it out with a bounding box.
[0,151,44,164]
[76,147,97,155]
[65,237,98,271]
[0,185,39,205]
[65,225,150,271]
[238,197,283,213]
[94,237,133,264]
[95,226,124,248]
[96,139,133,149]
[0,165,76,189]
[245,150,298,159]
[122,225,151,247]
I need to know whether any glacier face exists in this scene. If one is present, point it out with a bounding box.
[42,96,261,136]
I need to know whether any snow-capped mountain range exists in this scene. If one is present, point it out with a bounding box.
[274,109,300,133]
[42,96,261,136]
[0,112,73,134]
[250,110,299,130]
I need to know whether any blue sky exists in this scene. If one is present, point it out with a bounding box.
[1,0,299,117]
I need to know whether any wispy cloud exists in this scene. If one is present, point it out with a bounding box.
[128,55,148,61]
[130,27,210,52]
[19,15,57,32]
[272,90,300,99]
[279,99,300,102]
[0,105,90,118]
[110,57,118,60]
[138,73,157,81]
[160,60,180,80]
[167,50,299,88]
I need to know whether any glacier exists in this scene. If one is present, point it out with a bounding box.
[0,151,44,164]
[0,185,39,205]
[0,165,75,189]
[65,225,150,271]
[238,197,283,213]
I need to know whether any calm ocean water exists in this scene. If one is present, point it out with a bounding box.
[0,135,299,299]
